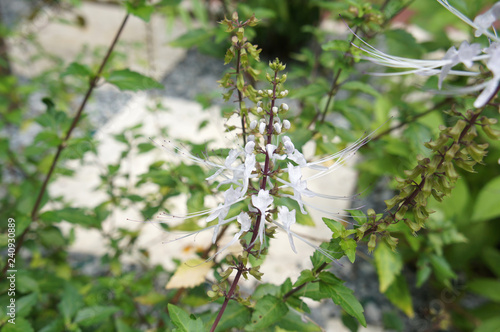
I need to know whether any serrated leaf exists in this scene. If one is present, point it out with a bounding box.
[384,274,414,317]
[468,278,500,302]
[165,258,213,289]
[375,242,403,292]
[74,306,120,326]
[472,176,500,222]
[319,272,366,327]
[245,295,289,330]
[167,304,204,332]
[106,69,163,91]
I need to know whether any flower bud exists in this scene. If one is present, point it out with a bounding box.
[283,119,291,130]
[281,103,289,111]
[368,234,377,253]
[250,120,257,129]
[256,107,263,113]
[245,141,255,154]
[272,106,278,114]
[274,122,282,134]
[267,89,273,96]
[259,122,266,134]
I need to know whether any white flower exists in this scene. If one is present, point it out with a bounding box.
[250,120,257,129]
[267,89,273,96]
[282,103,289,111]
[256,106,263,113]
[283,119,291,130]
[278,206,297,253]
[475,45,500,108]
[285,163,316,214]
[245,140,255,154]
[274,122,282,134]
[439,41,481,89]
[349,1,500,108]
[251,189,274,246]
[207,186,242,243]
[272,106,278,114]
[212,212,251,257]
[473,2,500,37]
[259,122,266,134]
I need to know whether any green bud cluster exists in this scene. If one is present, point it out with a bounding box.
[379,108,496,236]
[358,108,498,254]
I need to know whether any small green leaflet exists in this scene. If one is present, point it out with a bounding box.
[105,69,163,91]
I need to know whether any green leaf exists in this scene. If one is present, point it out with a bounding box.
[319,272,366,327]
[429,254,457,288]
[341,238,357,263]
[374,242,403,292]
[105,69,163,91]
[475,316,500,332]
[482,248,500,278]
[245,295,289,330]
[0,318,34,332]
[213,302,251,331]
[277,310,322,331]
[384,274,414,317]
[170,28,215,48]
[15,293,37,318]
[300,282,330,301]
[468,279,500,302]
[293,270,315,288]
[167,304,204,332]
[39,208,100,228]
[472,175,500,222]
[74,306,120,326]
[310,239,344,270]
[342,81,381,98]
[58,284,84,321]
[61,62,92,78]
[125,1,155,22]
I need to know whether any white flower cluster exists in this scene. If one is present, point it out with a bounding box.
[352,0,500,108]
[158,96,374,260]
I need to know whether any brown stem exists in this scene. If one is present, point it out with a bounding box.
[1,13,130,278]
[210,70,280,331]
[209,268,243,332]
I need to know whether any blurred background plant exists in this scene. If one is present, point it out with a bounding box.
[0,0,499,331]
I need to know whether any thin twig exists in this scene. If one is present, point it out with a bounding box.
[1,13,130,278]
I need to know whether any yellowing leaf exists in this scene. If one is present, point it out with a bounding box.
[165,258,213,289]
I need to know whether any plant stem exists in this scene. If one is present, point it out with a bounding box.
[210,69,279,332]
[236,47,247,146]
[1,13,130,278]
